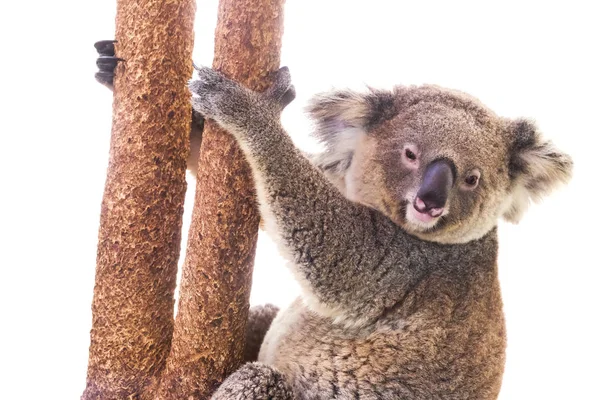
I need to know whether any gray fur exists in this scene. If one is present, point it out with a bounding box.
[211,362,294,400]
[188,67,572,399]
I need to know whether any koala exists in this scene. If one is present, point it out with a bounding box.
[186,66,572,399]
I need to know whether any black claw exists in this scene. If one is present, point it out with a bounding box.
[94,40,117,56]
[280,86,296,109]
[96,55,124,72]
[95,71,115,87]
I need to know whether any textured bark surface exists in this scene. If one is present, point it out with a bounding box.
[154,0,286,398]
[82,0,195,398]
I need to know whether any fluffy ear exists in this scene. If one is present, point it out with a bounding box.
[306,88,400,190]
[502,119,573,223]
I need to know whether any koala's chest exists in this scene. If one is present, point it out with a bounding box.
[259,298,505,399]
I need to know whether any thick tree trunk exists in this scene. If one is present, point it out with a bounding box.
[82,0,195,398]
[154,0,286,398]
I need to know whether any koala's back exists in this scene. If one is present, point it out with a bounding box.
[260,278,505,400]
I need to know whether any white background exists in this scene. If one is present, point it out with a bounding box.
[1,1,598,399]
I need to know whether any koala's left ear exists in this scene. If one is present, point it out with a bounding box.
[502,119,573,223]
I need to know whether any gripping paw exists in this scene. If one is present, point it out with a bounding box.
[94,40,124,89]
[188,66,246,121]
[188,66,295,127]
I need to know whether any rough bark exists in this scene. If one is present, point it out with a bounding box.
[82,0,195,397]
[154,0,286,398]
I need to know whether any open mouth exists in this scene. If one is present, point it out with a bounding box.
[407,204,440,227]
[398,199,446,232]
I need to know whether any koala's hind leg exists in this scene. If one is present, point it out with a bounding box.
[211,362,295,400]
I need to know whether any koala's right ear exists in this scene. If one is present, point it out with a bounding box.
[306,88,401,188]
[502,119,573,223]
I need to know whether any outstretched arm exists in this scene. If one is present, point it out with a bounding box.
[190,67,419,323]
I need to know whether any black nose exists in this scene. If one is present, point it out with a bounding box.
[415,159,455,213]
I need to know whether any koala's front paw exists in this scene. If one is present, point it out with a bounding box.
[188,66,296,129]
[188,66,249,123]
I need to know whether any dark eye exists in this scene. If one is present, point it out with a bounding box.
[465,174,479,186]
[405,148,417,161]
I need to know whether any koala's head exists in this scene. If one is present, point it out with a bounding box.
[308,85,572,244]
